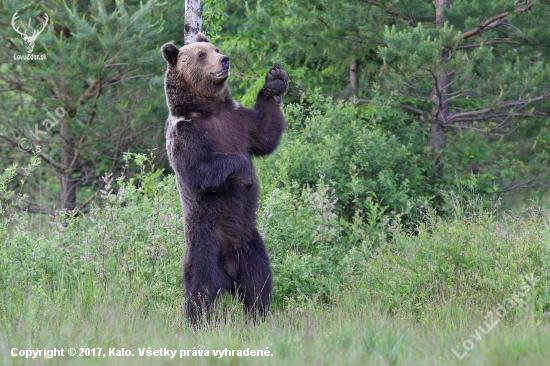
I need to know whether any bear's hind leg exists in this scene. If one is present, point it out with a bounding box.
[183,244,223,325]
[235,229,273,320]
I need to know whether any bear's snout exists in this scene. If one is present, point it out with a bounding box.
[220,56,230,70]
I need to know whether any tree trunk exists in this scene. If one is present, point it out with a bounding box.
[184,0,202,45]
[60,171,77,211]
[428,0,451,150]
[59,111,77,212]
[350,60,358,97]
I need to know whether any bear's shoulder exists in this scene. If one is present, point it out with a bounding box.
[165,114,190,136]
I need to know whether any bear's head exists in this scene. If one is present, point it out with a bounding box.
[162,34,230,113]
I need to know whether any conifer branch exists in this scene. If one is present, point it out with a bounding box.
[455,39,522,50]
[459,3,533,40]
[361,0,417,26]
[448,89,550,123]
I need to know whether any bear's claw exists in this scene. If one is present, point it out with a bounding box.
[264,64,289,97]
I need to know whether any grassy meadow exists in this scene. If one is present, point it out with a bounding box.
[1,153,549,366]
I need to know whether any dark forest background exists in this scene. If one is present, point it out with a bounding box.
[1,0,549,220]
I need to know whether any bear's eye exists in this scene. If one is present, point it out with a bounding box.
[199,53,206,59]
[215,49,221,53]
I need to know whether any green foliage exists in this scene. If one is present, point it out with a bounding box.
[3,0,550,213]
[3,153,549,315]
[260,181,342,303]
[0,153,183,309]
[379,22,482,75]
[0,148,40,241]
[221,0,550,205]
[0,0,181,210]
[256,92,429,220]
[203,0,234,37]
[344,206,549,321]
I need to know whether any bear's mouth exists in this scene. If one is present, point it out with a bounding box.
[211,68,230,78]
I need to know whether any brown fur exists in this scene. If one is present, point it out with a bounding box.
[162,34,288,324]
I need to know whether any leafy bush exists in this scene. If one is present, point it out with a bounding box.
[259,181,343,304]
[0,152,184,312]
[256,92,430,222]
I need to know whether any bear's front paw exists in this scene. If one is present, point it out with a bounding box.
[234,153,253,190]
[240,176,254,191]
[229,174,253,190]
[264,63,289,98]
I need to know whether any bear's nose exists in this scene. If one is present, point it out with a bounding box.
[220,56,230,69]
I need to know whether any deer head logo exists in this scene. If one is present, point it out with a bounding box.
[11,11,48,54]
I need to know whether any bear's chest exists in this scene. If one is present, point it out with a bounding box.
[201,115,246,152]
[165,113,248,164]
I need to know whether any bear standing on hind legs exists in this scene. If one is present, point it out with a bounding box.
[161,34,288,324]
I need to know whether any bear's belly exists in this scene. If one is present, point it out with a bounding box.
[182,190,257,245]
[213,223,247,280]
[182,194,255,282]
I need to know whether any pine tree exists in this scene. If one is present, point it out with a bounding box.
[0,0,171,213]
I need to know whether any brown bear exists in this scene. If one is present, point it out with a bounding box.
[161,34,288,324]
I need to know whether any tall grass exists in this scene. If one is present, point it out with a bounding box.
[0,153,549,365]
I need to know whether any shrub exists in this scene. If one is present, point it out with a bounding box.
[255,92,429,222]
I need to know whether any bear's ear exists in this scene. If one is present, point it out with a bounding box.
[162,43,179,66]
[195,33,209,43]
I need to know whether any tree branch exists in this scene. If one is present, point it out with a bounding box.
[397,103,428,118]
[19,197,57,216]
[77,80,100,105]
[449,112,548,123]
[77,190,99,211]
[455,38,522,50]
[421,66,445,121]
[501,171,550,192]
[459,3,533,41]
[0,134,64,171]
[70,78,103,169]
[448,89,550,123]
[361,0,417,27]
[0,76,35,95]
[357,99,428,118]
